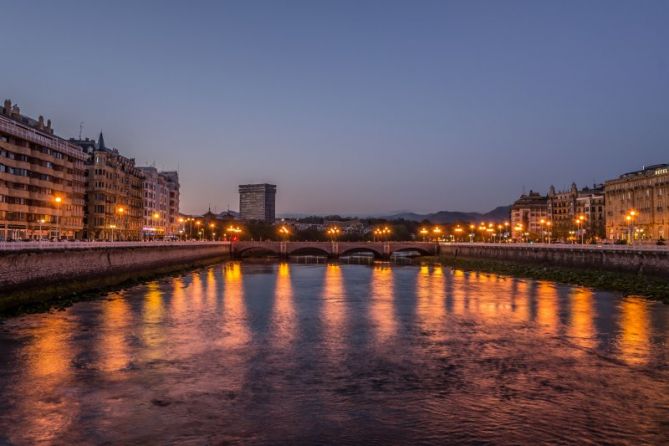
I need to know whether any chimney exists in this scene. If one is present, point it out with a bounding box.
[2,99,10,115]
[46,119,52,134]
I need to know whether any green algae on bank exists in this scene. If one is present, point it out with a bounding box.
[439,256,669,304]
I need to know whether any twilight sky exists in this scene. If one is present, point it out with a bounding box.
[2,0,668,215]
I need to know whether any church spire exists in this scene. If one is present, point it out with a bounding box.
[97,132,106,150]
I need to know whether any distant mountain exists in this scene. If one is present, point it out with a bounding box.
[383,205,512,223]
[278,206,512,223]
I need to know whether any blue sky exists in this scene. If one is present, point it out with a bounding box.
[2,0,668,214]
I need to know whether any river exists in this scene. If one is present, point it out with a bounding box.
[0,262,667,445]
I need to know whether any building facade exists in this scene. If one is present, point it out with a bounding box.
[161,171,180,235]
[510,191,549,241]
[0,99,86,240]
[576,186,606,240]
[239,183,276,223]
[547,183,605,241]
[138,167,180,238]
[604,164,669,241]
[71,134,144,240]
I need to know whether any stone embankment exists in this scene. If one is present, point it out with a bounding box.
[0,241,231,312]
[439,243,669,277]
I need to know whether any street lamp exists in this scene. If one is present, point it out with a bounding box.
[116,206,125,241]
[626,209,638,244]
[53,195,63,240]
[226,225,242,241]
[432,226,442,242]
[109,224,117,242]
[454,226,463,242]
[38,218,45,241]
[326,226,341,241]
[469,224,475,243]
[419,227,429,242]
[278,225,290,240]
[209,222,216,241]
[178,217,185,240]
[575,214,586,244]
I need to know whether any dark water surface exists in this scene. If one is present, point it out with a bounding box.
[0,262,668,445]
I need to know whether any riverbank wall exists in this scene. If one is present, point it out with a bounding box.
[439,243,669,278]
[0,242,231,312]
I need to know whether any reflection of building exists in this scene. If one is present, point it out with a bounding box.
[138,167,179,238]
[71,133,144,240]
[0,99,87,240]
[239,183,276,223]
[548,183,605,241]
[510,191,548,241]
[605,164,669,241]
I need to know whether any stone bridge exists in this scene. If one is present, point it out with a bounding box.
[231,241,439,259]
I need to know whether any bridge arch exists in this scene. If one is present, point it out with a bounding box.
[288,246,331,257]
[339,246,384,259]
[236,246,281,258]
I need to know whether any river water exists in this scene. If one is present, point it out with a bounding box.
[0,262,667,445]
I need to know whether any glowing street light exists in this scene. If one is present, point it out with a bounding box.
[326,226,341,241]
[626,209,638,244]
[53,195,63,240]
[575,214,586,244]
[278,225,291,240]
[419,227,429,241]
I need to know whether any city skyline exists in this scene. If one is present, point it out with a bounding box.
[2,1,668,215]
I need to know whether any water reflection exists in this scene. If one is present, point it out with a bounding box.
[370,263,396,343]
[321,264,346,345]
[272,262,296,348]
[618,297,652,366]
[221,261,249,348]
[568,288,596,350]
[18,315,75,444]
[100,295,131,372]
[0,262,667,445]
[535,282,559,335]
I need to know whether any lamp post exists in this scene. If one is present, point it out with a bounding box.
[419,227,429,242]
[38,218,45,241]
[575,214,586,244]
[326,226,340,241]
[178,217,185,240]
[625,209,637,244]
[546,221,552,244]
[109,224,117,242]
[226,225,242,241]
[195,220,201,241]
[469,224,475,243]
[539,219,546,243]
[209,222,216,241]
[454,226,463,242]
[432,226,442,242]
[116,206,125,241]
[53,195,63,241]
[278,225,290,240]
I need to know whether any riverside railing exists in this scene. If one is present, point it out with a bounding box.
[441,242,669,252]
[0,240,231,251]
